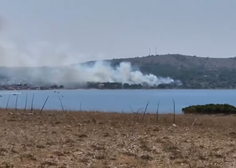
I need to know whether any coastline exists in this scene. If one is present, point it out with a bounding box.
[1,88,236,92]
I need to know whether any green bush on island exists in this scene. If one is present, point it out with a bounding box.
[182,104,236,114]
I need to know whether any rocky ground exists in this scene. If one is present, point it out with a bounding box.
[0,110,236,168]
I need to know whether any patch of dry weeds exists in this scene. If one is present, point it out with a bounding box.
[0,109,236,167]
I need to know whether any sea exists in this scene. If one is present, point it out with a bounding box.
[0,89,235,114]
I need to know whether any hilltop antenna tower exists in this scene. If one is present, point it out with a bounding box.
[155,47,157,55]
[149,48,151,56]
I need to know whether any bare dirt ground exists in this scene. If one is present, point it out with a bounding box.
[0,109,236,168]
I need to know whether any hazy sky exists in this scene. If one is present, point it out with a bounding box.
[0,0,235,64]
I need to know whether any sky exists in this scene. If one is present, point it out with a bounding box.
[0,0,236,66]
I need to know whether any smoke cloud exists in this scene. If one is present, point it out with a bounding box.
[0,40,176,87]
[0,16,175,87]
[0,40,85,67]
[59,61,175,86]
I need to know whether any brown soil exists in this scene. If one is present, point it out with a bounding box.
[0,109,236,168]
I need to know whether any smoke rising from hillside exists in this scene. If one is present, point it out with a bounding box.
[0,19,175,87]
[60,61,175,86]
[0,40,176,87]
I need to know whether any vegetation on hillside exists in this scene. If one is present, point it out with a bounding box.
[108,54,236,89]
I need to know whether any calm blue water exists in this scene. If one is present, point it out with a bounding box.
[0,89,235,113]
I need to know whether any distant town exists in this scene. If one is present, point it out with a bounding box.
[0,81,181,90]
[0,83,65,90]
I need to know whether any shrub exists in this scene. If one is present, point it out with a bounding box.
[182,104,236,115]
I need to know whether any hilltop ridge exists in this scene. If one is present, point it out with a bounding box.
[106,54,236,69]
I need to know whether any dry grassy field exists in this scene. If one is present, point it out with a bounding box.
[0,109,236,168]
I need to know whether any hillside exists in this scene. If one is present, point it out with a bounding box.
[106,54,236,89]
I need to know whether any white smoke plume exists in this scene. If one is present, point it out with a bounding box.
[0,40,176,87]
[0,16,175,87]
[63,61,175,86]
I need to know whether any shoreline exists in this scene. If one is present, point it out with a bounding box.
[1,88,236,92]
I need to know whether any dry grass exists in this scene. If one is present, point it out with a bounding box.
[0,109,236,167]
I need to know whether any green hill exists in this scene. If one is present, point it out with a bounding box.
[106,54,236,89]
